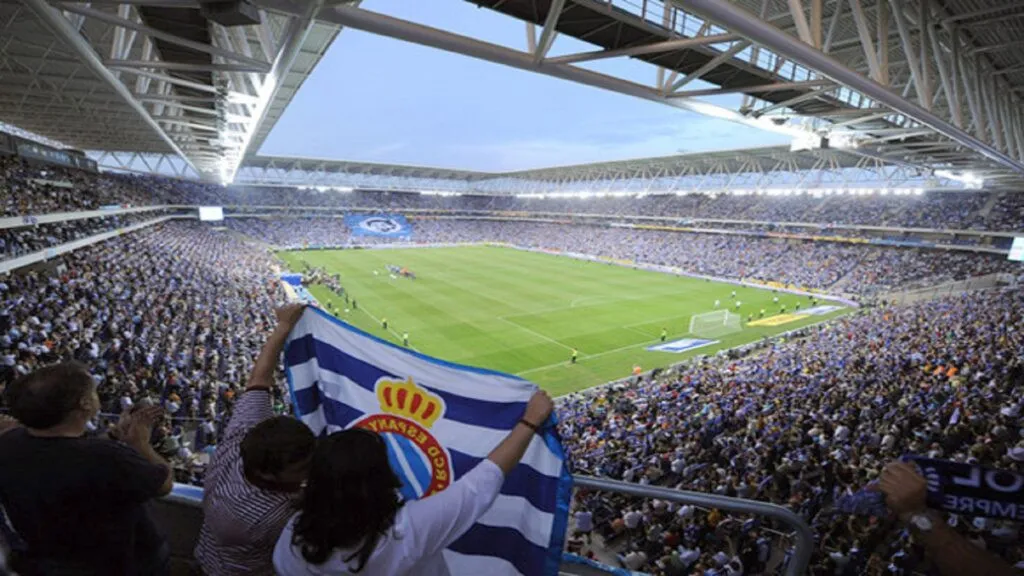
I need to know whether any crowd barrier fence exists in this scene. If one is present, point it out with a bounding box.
[159,474,813,576]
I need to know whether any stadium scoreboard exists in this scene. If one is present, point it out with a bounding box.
[1010,237,1024,262]
[198,206,224,221]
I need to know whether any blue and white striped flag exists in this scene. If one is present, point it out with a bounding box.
[284,307,571,576]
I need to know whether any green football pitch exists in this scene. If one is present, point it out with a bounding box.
[276,246,850,396]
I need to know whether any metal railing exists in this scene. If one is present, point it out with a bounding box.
[574,475,813,576]
[160,477,813,576]
[882,272,1011,305]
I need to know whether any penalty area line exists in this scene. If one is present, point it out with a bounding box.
[515,326,699,378]
[497,316,579,353]
[515,339,653,377]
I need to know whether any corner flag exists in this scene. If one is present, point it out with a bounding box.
[284,307,571,575]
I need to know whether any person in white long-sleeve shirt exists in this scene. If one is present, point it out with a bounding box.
[272,390,554,576]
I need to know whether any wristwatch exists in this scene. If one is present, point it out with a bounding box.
[909,512,934,533]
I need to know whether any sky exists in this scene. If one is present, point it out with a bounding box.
[258,0,790,172]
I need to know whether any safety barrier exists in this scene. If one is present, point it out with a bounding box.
[882,272,1013,305]
[573,475,812,576]
[157,475,812,575]
[0,205,184,229]
[0,215,195,274]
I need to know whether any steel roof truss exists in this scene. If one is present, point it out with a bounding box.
[55,2,271,70]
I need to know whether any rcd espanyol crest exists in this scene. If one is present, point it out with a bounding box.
[359,217,402,235]
[351,377,453,500]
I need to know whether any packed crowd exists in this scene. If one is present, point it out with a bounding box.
[987,193,1024,232]
[0,210,173,261]
[558,287,1024,575]
[1,157,1023,575]
[4,156,1024,231]
[222,216,348,249]
[0,210,1019,574]
[0,157,162,215]
[228,217,1019,297]
[188,187,1020,231]
[0,221,287,479]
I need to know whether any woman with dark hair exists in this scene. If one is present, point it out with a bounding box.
[273,390,554,575]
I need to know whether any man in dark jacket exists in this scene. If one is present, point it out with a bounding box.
[0,362,173,575]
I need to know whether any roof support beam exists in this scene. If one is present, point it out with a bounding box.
[751,85,835,117]
[847,0,882,83]
[18,0,197,174]
[669,0,1024,174]
[320,5,807,141]
[104,59,269,73]
[876,0,888,84]
[917,0,932,109]
[55,2,272,71]
[137,95,217,104]
[549,33,737,65]
[874,129,936,142]
[966,57,988,141]
[942,2,1024,24]
[230,0,324,180]
[810,0,822,49]
[822,0,843,53]
[155,118,219,131]
[533,0,565,63]
[999,93,1018,159]
[144,101,219,115]
[948,23,963,126]
[827,111,893,129]
[993,64,1024,76]
[786,0,813,45]
[115,68,219,93]
[669,40,750,92]
[1007,103,1024,159]
[72,0,199,6]
[981,72,1004,152]
[971,39,1024,55]
[928,23,961,128]
[669,78,831,98]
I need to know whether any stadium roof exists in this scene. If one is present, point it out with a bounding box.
[240,145,874,182]
[241,154,493,182]
[0,0,342,180]
[223,145,949,194]
[4,0,1024,189]
[304,0,1024,187]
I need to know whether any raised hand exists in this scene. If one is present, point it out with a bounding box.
[124,405,165,447]
[275,303,307,333]
[0,414,19,436]
[523,390,554,428]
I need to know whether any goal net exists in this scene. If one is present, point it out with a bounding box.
[688,310,743,338]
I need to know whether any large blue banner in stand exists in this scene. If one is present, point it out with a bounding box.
[345,214,413,238]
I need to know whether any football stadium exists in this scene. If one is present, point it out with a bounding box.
[1,0,1023,575]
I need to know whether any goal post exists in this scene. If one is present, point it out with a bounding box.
[688,310,743,338]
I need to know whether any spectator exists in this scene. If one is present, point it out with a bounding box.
[0,211,172,262]
[877,461,1016,576]
[573,507,593,544]
[227,217,1017,296]
[0,362,173,575]
[272,390,554,575]
[4,155,1023,231]
[194,304,316,576]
